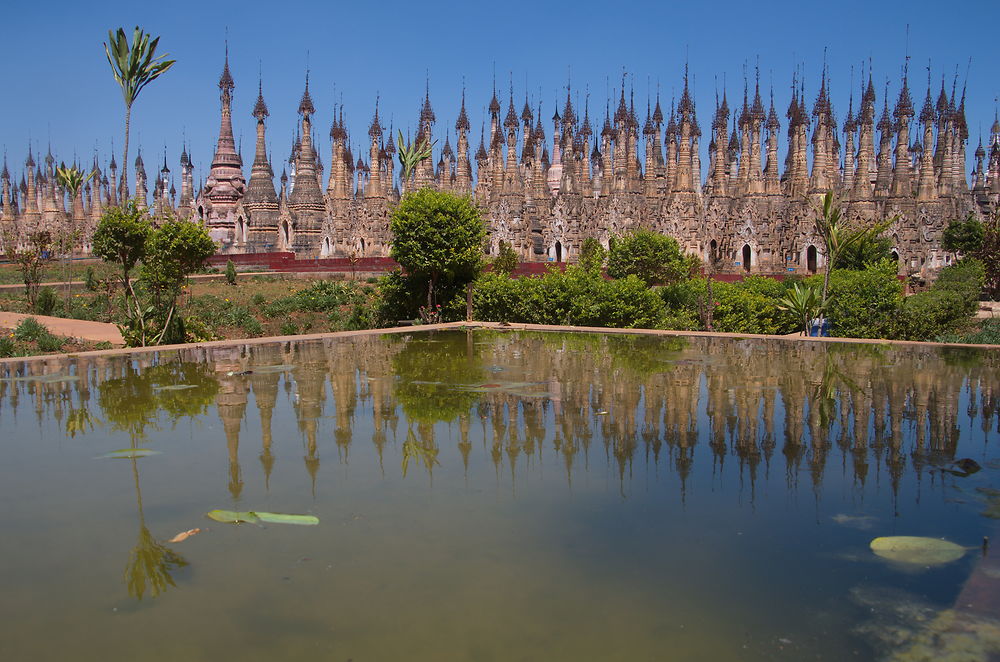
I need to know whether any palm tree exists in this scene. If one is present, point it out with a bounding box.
[104,27,175,201]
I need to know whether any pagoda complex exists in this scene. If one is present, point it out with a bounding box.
[3,54,1000,277]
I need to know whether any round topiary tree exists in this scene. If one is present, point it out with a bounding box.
[389,188,486,311]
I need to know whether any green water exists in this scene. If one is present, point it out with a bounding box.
[1,330,998,661]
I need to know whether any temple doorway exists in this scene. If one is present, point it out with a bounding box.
[555,240,563,263]
[806,245,817,274]
[742,244,752,272]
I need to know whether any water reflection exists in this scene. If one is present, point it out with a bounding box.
[0,331,997,504]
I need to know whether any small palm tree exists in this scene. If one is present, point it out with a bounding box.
[104,27,175,200]
[396,130,435,193]
[777,282,823,336]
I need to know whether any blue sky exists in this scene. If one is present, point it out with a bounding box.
[3,0,998,186]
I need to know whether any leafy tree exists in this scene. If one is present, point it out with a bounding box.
[579,237,607,275]
[93,200,152,322]
[942,213,985,255]
[104,26,175,198]
[606,229,696,286]
[805,260,903,338]
[492,240,518,276]
[1,229,54,307]
[389,188,486,310]
[979,209,1000,300]
[94,203,215,346]
[141,219,216,343]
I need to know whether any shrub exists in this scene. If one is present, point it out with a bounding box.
[35,286,58,315]
[711,277,797,335]
[607,229,697,286]
[0,335,14,358]
[942,214,984,255]
[474,266,664,329]
[36,333,64,353]
[938,319,1000,345]
[279,321,299,336]
[293,280,362,312]
[250,292,267,307]
[890,259,985,341]
[13,317,47,342]
[807,261,903,338]
[224,259,237,286]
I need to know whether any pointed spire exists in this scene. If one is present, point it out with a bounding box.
[456,86,470,132]
[653,91,664,125]
[521,93,533,124]
[298,71,315,116]
[368,95,383,139]
[504,79,519,130]
[253,76,269,121]
[219,40,235,105]
[489,73,500,115]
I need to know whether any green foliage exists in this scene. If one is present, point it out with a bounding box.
[55,164,95,198]
[777,282,824,335]
[492,240,518,276]
[279,320,298,336]
[391,334,484,423]
[473,266,665,329]
[390,189,486,304]
[292,280,363,311]
[579,237,607,275]
[13,317,47,342]
[660,276,796,335]
[93,201,152,284]
[938,319,1000,345]
[606,229,696,286]
[396,130,435,185]
[980,210,1000,300]
[942,214,984,255]
[36,332,64,353]
[834,227,894,270]
[0,335,14,358]
[891,259,985,341]
[85,266,100,292]
[34,286,57,315]
[224,259,237,285]
[806,261,903,338]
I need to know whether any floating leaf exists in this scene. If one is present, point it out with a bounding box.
[206,510,259,524]
[97,448,162,459]
[167,528,201,543]
[870,536,967,566]
[254,512,319,526]
[153,384,197,392]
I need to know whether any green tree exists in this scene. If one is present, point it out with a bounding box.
[834,225,895,270]
[93,200,152,330]
[389,188,486,310]
[104,26,175,199]
[942,213,985,255]
[141,218,217,344]
[492,240,518,276]
[606,229,696,286]
[579,237,607,275]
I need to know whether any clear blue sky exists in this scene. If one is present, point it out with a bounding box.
[3,0,998,186]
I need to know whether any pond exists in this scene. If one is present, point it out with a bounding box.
[1,329,998,661]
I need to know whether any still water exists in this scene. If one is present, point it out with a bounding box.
[0,330,998,661]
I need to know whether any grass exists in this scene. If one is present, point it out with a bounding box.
[0,318,103,358]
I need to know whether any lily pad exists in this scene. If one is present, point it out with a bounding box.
[206,510,259,524]
[870,536,967,566]
[205,510,319,526]
[254,512,319,526]
[97,448,162,459]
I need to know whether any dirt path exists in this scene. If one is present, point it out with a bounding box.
[0,312,123,345]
